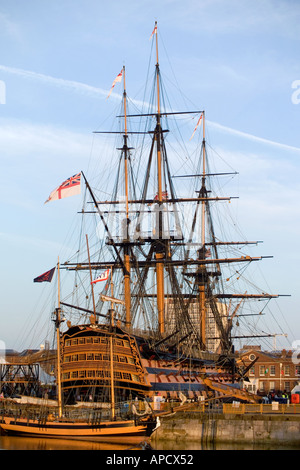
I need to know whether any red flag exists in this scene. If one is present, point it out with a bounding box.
[154,190,168,201]
[91,269,110,284]
[45,173,81,203]
[190,113,203,140]
[107,69,123,99]
[34,267,55,283]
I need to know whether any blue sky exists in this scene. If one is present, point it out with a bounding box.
[0,0,300,351]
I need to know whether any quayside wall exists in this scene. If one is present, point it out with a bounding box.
[151,410,300,447]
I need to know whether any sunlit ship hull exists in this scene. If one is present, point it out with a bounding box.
[0,416,150,440]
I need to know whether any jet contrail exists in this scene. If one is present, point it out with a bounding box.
[0,64,108,98]
[1,63,300,153]
[208,120,300,154]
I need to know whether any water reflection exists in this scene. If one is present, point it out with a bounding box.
[1,434,299,451]
[153,440,300,451]
[0,435,150,451]
[0,435,300,451]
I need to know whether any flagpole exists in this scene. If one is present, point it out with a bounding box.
[155,21,160,118]
[86,234,97,323]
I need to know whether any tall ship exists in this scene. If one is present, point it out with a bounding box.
[2,23,285,414]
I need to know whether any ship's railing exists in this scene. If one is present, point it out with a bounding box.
[152,398,221,414]
[0,398,153,423]
[223,403,300,415]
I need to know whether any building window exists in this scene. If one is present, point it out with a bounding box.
[284,382,291,392]
[249,367,255,376]
[284,365,290,376]
[259,366,266,376]
[296,366,300,376]
[259,381,265,392]
[270,381,275,391]
[270,365,275,376]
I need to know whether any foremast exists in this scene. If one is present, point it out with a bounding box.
[199,111,207,349]
[93,65,133,329]
[121,66,132,330]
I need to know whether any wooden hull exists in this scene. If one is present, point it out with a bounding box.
[60,325,151,404]
[0,416,148,439]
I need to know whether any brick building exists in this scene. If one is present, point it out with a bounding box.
[238,345,300,396]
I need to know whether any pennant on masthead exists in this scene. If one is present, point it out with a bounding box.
[107,69,123,99]
[150,23,157,40]
[190,113,203,140]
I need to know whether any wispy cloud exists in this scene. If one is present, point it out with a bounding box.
[0,12,21,40]
[0,119,91,160]
[0,231,61,253]
[173,0,300,39]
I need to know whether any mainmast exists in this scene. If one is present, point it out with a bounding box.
[153,21,165,335]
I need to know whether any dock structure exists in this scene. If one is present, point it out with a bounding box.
[150,402,300,447]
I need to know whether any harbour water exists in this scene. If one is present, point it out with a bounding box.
[0,435,299,451]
